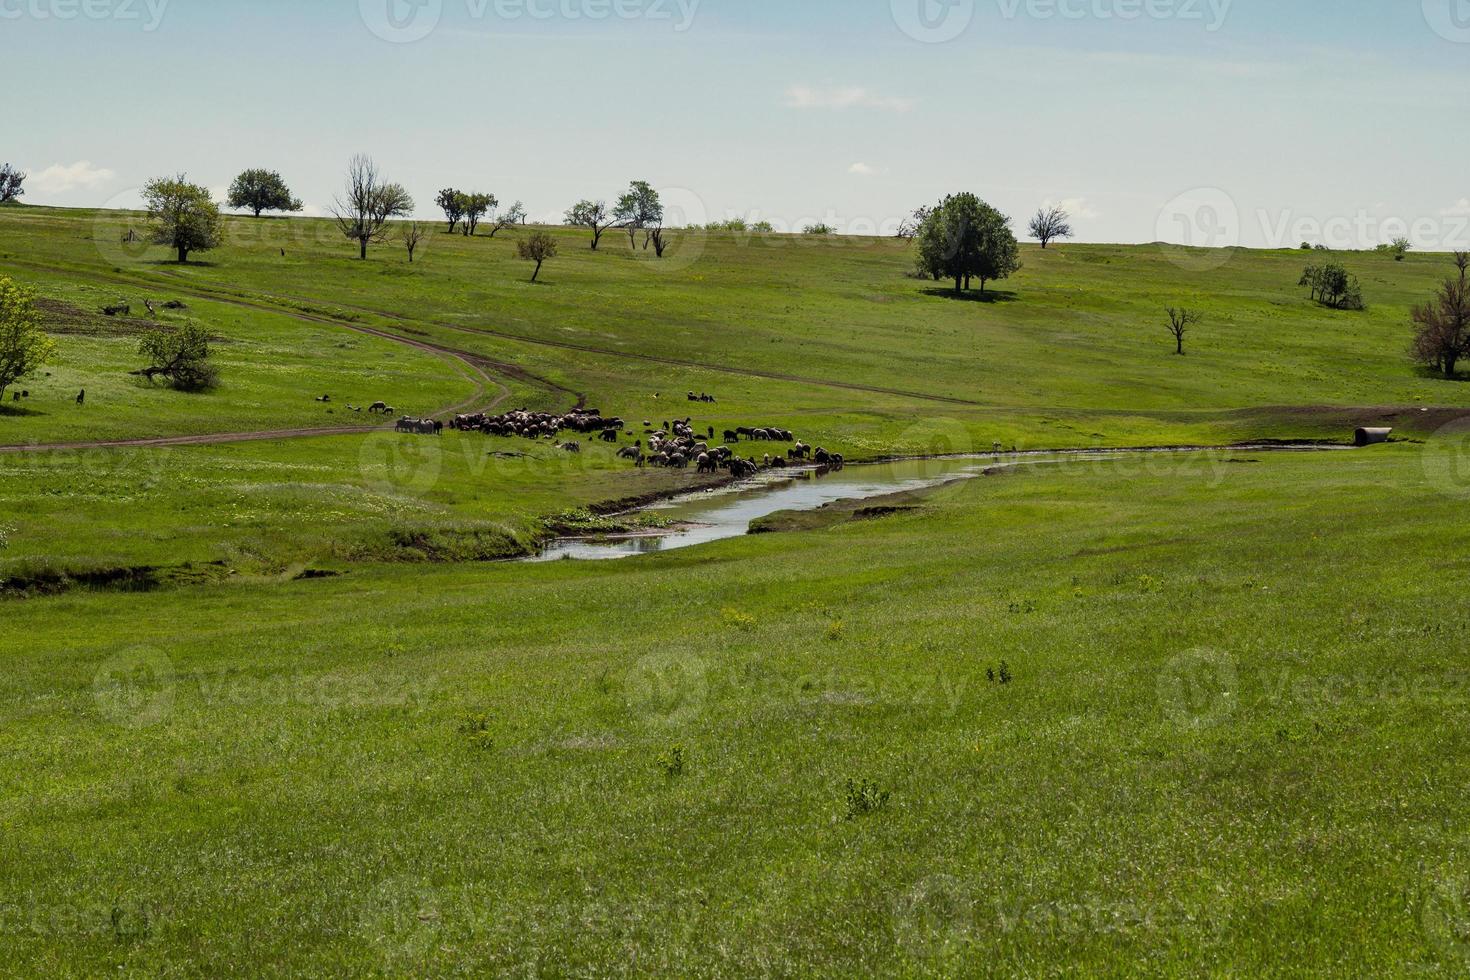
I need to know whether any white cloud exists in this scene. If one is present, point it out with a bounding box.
[784,85,914,112]
[1045,197,1100,220]
[848,162,887,177]
[1440,198,1470,217]
[30,160,116,195]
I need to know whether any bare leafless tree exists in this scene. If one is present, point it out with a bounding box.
[897,205,932,241]
[1165,307,1201,356]
[402,223,426,263]
[486,201,526,238]
[331,155,414,260]
[1029,206,1073,249]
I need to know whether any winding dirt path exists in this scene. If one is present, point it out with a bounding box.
[0,263,550,453]
[135,267,989,407]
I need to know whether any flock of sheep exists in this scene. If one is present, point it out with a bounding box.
[440,406,845,477]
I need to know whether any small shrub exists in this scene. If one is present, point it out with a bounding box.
[825,620,845,642]
[722,607,757,632]
[844,778,891,820]
[457,715,493,750]
[658,746,685,779]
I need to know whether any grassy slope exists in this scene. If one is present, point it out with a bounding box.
[4,207,1470,973]
[4,206,1468,576]
[0,265,484,444]
[4,446,1470,975]
[3,206,1467,449]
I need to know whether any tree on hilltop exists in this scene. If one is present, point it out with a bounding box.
[226,170,303,218]
[460,193,495,236]
[1029,206,1073,248]
[330,155,413,260]
[615,181,662,249]
[486,200,526,238]
[915,193,1021,296]
[437,188,466,233]
[566,199,616,250]
[144,175,222,264]
[0,164,24,204]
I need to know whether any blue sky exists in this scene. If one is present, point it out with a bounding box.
[5,0,1470,247]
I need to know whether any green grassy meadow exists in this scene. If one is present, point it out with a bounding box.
[3,204,1470,975]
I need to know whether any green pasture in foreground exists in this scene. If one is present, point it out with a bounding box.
[4,445,1470,975]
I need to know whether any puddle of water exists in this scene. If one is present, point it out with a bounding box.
[526,456,991,562]
[524,444,1345,563]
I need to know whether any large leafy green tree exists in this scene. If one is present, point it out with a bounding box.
[916,193,1021,295]
[226,169,303,218]
[436,188,465,233]
[459,193,496,236]
[0,276,55,402]
[144,175,223,264]
[614,181,663,249]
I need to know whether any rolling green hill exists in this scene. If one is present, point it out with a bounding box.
[3,206,1470,975]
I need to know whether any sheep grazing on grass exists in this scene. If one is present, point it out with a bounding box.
[453,407,625,440]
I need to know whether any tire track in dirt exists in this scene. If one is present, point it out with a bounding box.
[0,260,576,452]
[137,269,988,407]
